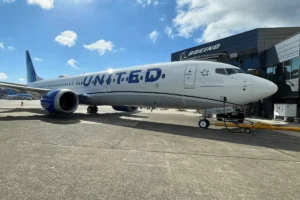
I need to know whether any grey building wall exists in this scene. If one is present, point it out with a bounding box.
[172,27,300,63]
[258,27,300,53]
[265,33,300,66]
[171,29,259,62]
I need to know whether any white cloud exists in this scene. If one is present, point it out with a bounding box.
[69,0,93,3]
[0,73,8,80]
[67,59,79,69]
[149,31,159,43]
[27,0,54,10]
[34,57,43,62]
[18,78,25,82]
[159,16,165,22]
[136,0,151,8]
[194,38,202,44]
[83,40,114,55]
[7,46,15,51]
[112,47,125,52]
[135,0,165,7]
[165,26,174,39]
[172,0,300,43]
[3,0,15,3]
[55,30,77,47]
[0,42,4,49]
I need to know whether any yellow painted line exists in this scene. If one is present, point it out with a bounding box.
[214,122,300,132]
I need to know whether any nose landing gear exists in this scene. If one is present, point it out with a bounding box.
[199,119,210,128]
[87,105,98,114]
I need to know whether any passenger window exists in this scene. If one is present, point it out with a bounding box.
[215,68,226,75]
[225,68,236,75]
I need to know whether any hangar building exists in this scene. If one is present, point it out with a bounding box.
[171,27,300,118]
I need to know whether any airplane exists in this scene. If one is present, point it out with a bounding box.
[4,89,33,100]
[0,50,278,129]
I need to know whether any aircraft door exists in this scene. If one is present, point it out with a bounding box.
[184,65,197,88]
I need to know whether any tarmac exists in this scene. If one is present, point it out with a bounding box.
[0,100,299,200]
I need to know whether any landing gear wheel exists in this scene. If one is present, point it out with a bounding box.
[92,106,98,114]
[199,119,210,129]
[244,128,251,134]
[87,105,98,114]
[87,106,93,113]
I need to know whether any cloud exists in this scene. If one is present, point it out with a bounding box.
[165,26,174,39]
[194,38,202,44]
[7,46,15,51]
[83,40,114,55]
[135,0,151,8]
[67,59,79,69]
[55,30,77,47]
[3,0,15,3]
[172,0,300,42]
[27,0,54,10]
[112,47,125,52]
[34,57,43,62]
[18,78,25,82]
[0,73,8,80]
[69,0,93,3]
[149,31,159,43]
[0,42,4,49]
[154,0,166,6]
[135,0,166,7]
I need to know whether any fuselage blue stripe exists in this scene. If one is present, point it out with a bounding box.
[85,91,240,106]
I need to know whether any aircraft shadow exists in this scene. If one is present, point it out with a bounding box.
[0,110,299,153]
[0,108,47,115]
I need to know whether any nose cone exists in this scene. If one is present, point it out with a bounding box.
[251,77,278,100]
[263,79,278,97]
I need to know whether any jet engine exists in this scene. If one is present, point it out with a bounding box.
[41,89,79,113]
[112,106,138,112]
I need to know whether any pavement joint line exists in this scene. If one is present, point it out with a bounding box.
[253,140,300,162]
[111,129,136,149]
[1,140,299,163]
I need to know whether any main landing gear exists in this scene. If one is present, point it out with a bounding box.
[87,105,98,114]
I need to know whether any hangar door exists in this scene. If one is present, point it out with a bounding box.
[184,65,197,88]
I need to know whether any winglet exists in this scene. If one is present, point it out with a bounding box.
[26,50,43,84]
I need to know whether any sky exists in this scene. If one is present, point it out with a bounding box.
[0,0,300,83]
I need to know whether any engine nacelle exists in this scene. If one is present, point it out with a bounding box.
[41,89,79,113]
[112,106,138,112]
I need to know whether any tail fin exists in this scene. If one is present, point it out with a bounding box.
[26,50,43,84]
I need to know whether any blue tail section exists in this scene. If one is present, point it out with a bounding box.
[26,50,43,84]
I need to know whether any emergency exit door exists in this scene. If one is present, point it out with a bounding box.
[184,65,197,88]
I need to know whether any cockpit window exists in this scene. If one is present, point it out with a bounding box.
[233,68,246,73]
[216,67,245,75]
[215,68,227,75]
[225,68,236,75]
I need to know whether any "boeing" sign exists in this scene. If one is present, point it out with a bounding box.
[180,43,221,60]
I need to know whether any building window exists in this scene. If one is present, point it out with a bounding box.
[266,67,273,80]
[284,60,291,80]
[291,57,299,79]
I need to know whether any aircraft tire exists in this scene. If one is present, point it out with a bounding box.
[244,128,251,134]
[92,106,98,114]
[87,106,93,113]
[199,119,210,129]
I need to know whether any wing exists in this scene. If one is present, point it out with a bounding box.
[0,81,91,103]
[0,81,50,99]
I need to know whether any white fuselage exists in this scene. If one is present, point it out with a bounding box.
[27,61,278,109]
